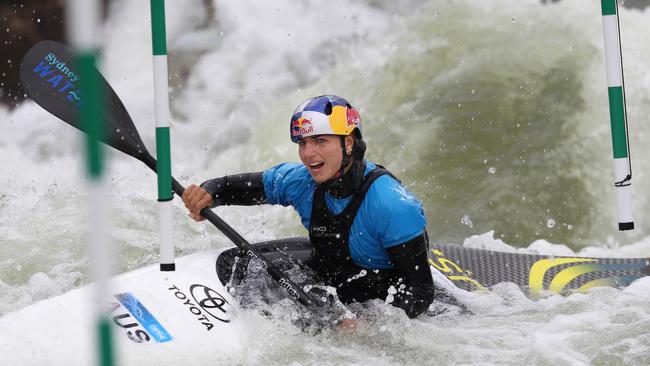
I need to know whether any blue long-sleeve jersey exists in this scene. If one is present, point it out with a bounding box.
[262,160,426,270]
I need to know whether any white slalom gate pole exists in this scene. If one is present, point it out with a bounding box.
[150,0,175,271]
[600,0,634,231]
[66,0,116,364]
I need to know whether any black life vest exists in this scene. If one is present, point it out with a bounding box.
[307,166,405,303]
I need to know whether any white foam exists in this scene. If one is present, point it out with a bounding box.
[3,0,650,364]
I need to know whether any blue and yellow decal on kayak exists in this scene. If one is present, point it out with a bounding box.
[528,258,646,294]
[429,243,650,296]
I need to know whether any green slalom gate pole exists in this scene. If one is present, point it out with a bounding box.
[150,0,175,271]
[600,0,634,231]
[66,0,116,365]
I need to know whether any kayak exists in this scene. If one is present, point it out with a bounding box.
[2,236,649,364]
[0,245,241,364]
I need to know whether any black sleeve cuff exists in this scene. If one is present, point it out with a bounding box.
[386,232,435,318]
[200,172,267,206]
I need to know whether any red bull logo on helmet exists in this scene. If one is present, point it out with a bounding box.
[291,117,313,140]
[346,108,360,128]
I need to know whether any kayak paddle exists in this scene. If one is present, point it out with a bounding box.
[19,40,322,310]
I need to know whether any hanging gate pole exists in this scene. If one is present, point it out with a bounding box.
[600,0,634,231]
[150,0,175,270]
[66,0,116,364]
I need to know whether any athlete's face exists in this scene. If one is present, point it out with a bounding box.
[298,135,353,183]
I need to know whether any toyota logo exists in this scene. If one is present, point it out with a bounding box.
[190,284,231,323]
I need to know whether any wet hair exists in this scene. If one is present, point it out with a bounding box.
[351,134,366,161]
[342,130,366,161]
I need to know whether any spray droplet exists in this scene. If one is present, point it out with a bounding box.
[547,219,556,228]
[461,214,474,228]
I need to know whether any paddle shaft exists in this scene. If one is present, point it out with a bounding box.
[20,40,319,310]
[139,154,316,308]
